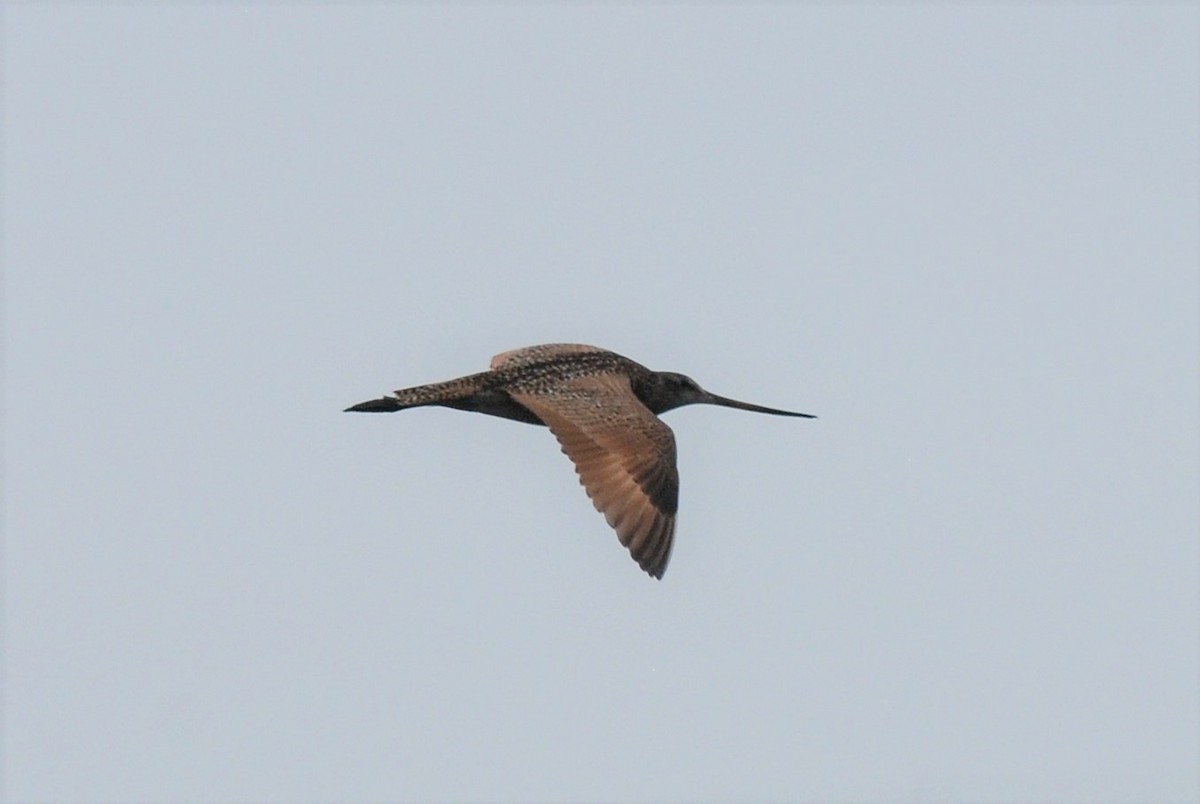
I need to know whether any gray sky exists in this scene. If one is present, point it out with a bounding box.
[4,5,1198,803]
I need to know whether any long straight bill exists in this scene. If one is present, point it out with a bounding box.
[706,394,816,418]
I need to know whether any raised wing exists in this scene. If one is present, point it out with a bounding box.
[508,373,678,578]
[489,343,610,371]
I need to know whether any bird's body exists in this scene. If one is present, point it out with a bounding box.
[346,344,814,578]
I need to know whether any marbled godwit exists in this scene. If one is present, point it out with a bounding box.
[346,344,814,578]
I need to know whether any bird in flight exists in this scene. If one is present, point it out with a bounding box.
[346,343,814,578]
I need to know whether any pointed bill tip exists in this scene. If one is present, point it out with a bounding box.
[705,393,816,419]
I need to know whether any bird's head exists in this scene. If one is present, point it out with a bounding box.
[651,372,710,410]
[647,371,816,419]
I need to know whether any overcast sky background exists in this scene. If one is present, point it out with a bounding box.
[4,5,1198,803]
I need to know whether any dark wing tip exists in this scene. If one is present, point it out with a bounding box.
[630,513,675,580]
[345,396,401,413]
[640,556,667,580]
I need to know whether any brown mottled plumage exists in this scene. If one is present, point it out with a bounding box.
[346,344,814,579]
